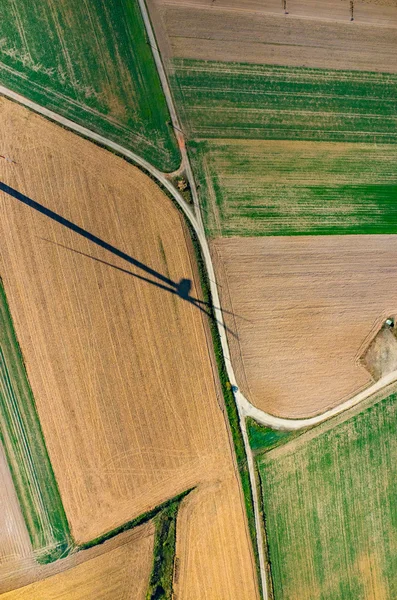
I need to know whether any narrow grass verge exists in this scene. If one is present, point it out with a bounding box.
[146,497,184,600]
[247,418,304,455]
[0,278,72,563]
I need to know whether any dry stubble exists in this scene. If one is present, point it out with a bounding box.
[0,523,155,600]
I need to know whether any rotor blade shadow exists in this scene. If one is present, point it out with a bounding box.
[0,181,238,338]
[39,238,239,339]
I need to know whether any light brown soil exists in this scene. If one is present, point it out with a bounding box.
[1,523,154,600]
[212,235,397,418]
[0,98,258,597]
[149,0,397,72]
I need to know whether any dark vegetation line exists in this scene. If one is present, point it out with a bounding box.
[146,496,185,600]
[0,278,72,563]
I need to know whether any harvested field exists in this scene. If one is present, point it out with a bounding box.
[190,139,397,236]
[0,0,179,171]
[1,523,155,600]
[150,0,397,72]
[212,235,397,418]
[0,97,258,595]
[257,384,397,600]
[174,474,259,600]
[172,59,397,144]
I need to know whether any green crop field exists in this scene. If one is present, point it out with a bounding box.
[0,0,180,171]
[257,389,397,600]
[0,279,71,563]
[172,59,397,144]
[189,139,397,236]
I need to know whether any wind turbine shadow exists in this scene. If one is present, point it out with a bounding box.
[0,181,240,337]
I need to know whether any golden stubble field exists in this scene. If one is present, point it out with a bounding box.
[148,0,397,72]
[1,523,155,600]
[212,235,397,418]
[0,98,258,598]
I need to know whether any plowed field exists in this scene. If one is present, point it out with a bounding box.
[212,235,397,418]
[149,0,397,72]
[0,443,33,592]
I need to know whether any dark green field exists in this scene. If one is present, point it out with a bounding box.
[172,59,397,144]
[0,0,180,171]
[0,280,71,563]
[189,138,397,236]
[257,389,397,600]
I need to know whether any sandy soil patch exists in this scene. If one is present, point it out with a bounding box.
[148,0,397,72]
[212,235,397,418]
[0,97,258,596]
[1,523,154,600]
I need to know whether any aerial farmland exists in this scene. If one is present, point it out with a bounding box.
[0,0,396,599]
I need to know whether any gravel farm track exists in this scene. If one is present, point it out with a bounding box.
[2,1,397,596]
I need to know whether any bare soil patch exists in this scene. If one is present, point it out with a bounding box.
[361,324,397,380]
[149,0,397,72]
[212,235,397,418]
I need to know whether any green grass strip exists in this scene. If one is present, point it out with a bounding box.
[247,418,302,454]
[146,496,184,600]
[0,278,72,563]
[171,59,397,144]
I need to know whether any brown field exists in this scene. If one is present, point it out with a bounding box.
[174,474,258,600]
[1,523,154,600]
[212,235,397,418]
[148,0,397,72]
[0,97,258,597]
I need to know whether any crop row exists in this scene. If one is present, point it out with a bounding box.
[189,139,397,236]
[257,388,397,600]
[172,59,397,143]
